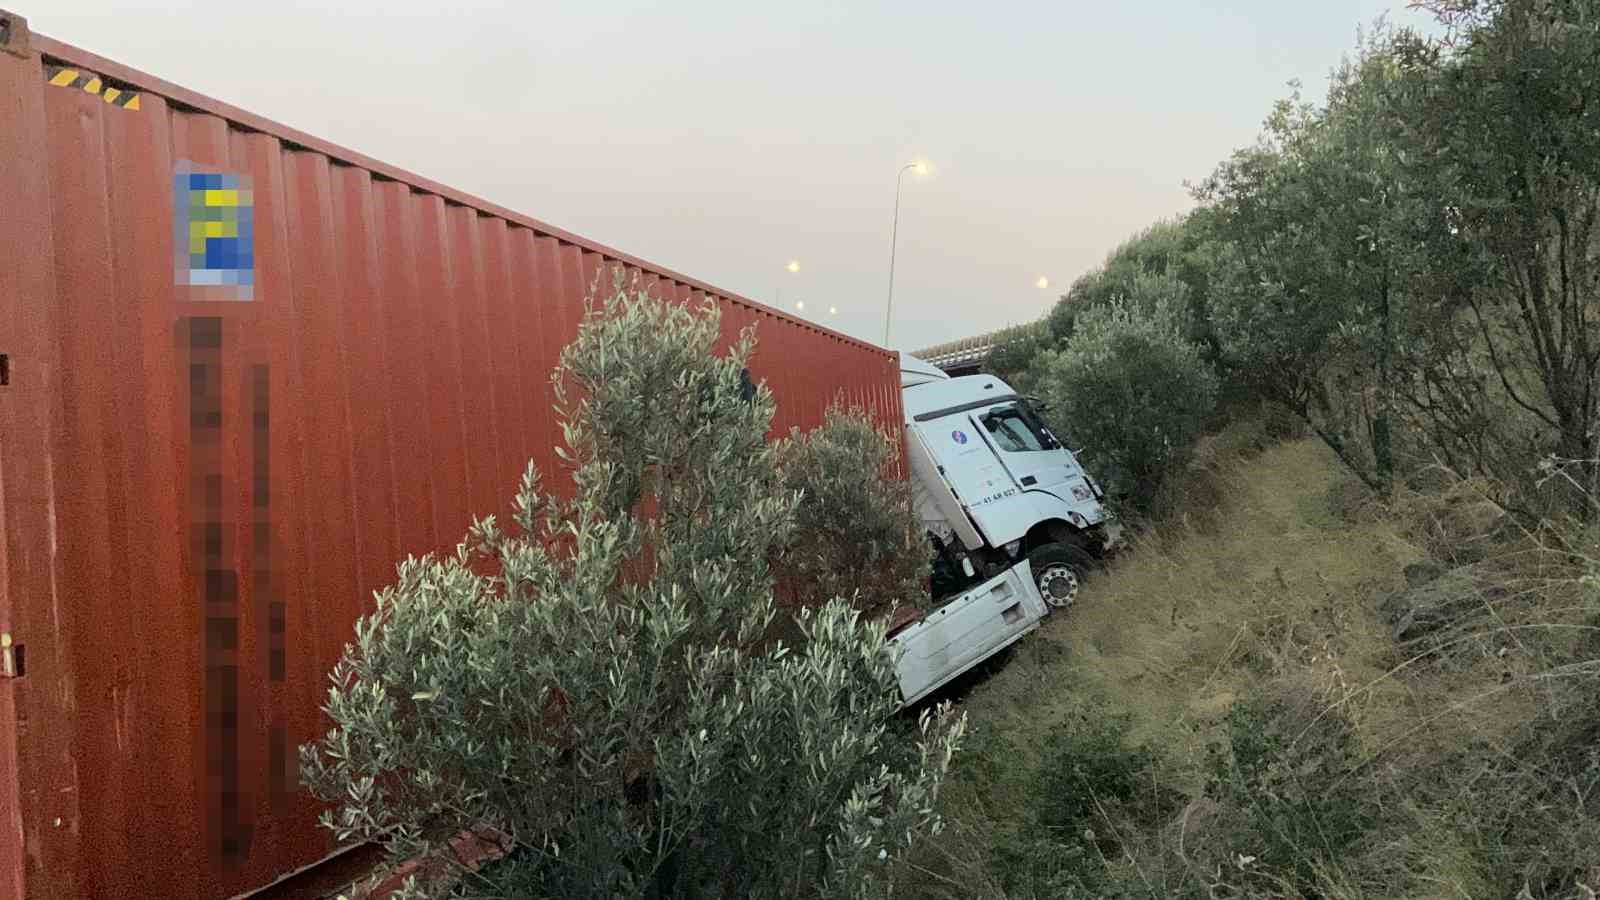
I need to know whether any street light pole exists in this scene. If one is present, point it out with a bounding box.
[883,161,925,346]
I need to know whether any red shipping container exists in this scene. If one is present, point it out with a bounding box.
[0,14,904,899]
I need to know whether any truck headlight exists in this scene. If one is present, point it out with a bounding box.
[1071,485,1093,502]
[1004,540,1021,558]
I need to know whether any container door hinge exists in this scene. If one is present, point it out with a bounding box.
[1,633,21,679]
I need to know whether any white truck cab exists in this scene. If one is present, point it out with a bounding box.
[899,355,1117,609]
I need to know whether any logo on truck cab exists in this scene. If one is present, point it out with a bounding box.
[952,430,968,445]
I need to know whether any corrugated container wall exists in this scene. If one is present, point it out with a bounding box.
[0,15,905,900]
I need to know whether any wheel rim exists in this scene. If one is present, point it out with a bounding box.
[1037,563,1080,609]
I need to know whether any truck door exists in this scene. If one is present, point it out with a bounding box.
[969,402,1080,497]
[919,417,1022,544]
[904,425,985,552]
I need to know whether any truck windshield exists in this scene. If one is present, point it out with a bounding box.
[979,404,1059,453]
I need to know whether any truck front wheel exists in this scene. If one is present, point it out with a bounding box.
[1028,543,1084,611]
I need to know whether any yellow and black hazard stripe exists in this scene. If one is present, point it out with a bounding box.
[98,85,141,109]
[44,65,141,110]
[45,64,101,94]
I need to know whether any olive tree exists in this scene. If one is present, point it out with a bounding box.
[1387,0,1600,511]
[980,321,1053,394]
[1052,216,1221,365]
[300,282,965,899]
[1195,36,1421,492]
[1032,276,1219,513]
[773,406,927,623]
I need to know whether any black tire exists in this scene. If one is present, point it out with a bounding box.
[1028,543,1086,611]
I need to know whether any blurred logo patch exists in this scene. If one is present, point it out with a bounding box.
[174,162,254,300]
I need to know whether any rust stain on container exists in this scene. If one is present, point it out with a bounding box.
[0,18,905,900]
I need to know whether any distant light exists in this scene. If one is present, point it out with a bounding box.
[786,260,801,273]
[1036,276,1050,289]
[795,301,805,311]
[828,305,838,315]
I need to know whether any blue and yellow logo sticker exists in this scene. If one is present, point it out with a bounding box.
[174,163,254,300]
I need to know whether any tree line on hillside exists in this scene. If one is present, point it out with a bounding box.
[997,0,1600,523]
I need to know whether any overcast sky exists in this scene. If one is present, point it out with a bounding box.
[34,1,1437,352]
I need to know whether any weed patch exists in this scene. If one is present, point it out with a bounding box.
[1200,691,1379,897]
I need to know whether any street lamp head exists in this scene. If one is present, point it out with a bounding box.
[912,161,929,176]
[829,305,838,315]
[795,301,805,311]
[1036,276,1050,289]
[786,260,801,273]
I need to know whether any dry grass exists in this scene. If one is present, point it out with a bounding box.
[902,429,1600,899]
[1031,438,1410,771]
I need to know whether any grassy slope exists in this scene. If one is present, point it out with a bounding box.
[904,436,1442,897]
[1018,437,1408,740]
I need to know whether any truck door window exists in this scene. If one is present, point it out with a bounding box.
[980,406,1055,453]
[1018,402,1065,450]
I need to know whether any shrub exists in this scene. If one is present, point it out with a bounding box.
[774,406,927,622]
[1014,706,1173,897]
[980,321,1053,394]
[1390,519,1600,898]
[1202,691,1378,897]
[1032,705,1162,846]
[299,283,965,899]
[949,698,1183,900]
[1032,277,1219,514]
[1052,216,1221,366]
